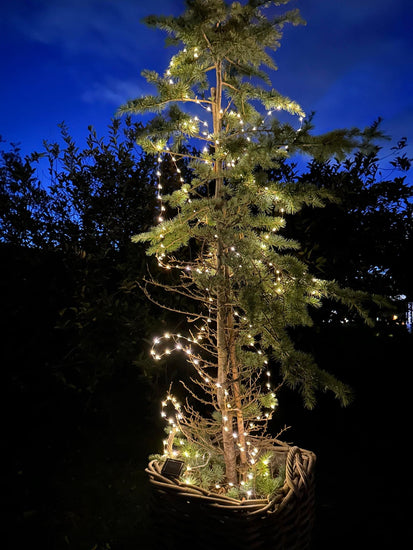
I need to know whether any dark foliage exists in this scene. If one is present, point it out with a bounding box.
[274,139,413,326]
[1,119,187,401]
[1,120,412,548]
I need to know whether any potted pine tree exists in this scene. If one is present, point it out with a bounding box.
[118,1,380,548]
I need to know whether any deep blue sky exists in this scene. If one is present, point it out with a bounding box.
[1,0,412,159]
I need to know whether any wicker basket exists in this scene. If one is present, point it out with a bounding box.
[146,444,316,550]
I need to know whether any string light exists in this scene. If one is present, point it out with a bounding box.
[144,46,306,498]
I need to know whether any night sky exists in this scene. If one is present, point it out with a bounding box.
[1,0,412,159]
[2,4,412,549]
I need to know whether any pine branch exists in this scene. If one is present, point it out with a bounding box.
[117,0,388,489]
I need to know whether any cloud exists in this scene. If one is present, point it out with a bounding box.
[5,0,182,62]
[81,77,144,106]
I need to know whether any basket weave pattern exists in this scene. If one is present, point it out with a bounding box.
[146,444,316,550]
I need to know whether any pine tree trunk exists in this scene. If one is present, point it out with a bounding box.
[212,66,246,484]
[227,310,248,478]
[216,271,237,484]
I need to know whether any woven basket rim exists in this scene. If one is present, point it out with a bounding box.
[146,442,316,517]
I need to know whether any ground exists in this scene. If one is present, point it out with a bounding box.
[5,328,410,549]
